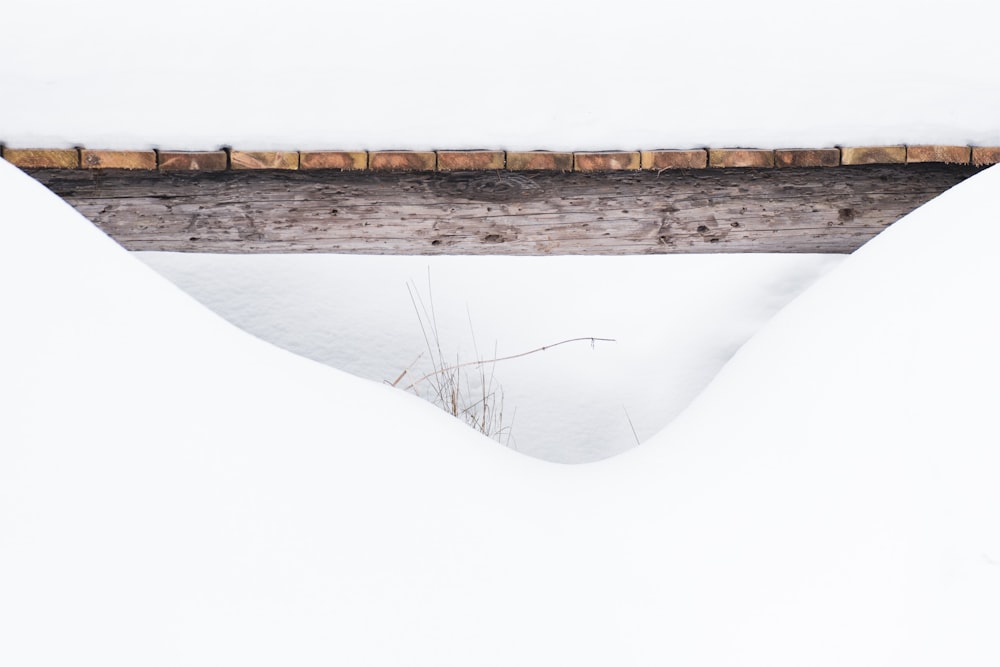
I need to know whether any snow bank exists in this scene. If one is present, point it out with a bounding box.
[642,162,1000,663]
[3,160,1000,664]
[2,0,997,150]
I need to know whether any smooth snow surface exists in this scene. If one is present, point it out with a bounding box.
[137,251,841,462]
[3,156,1000,666]
[1,0,998,150]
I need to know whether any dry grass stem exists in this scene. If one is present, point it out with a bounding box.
[391,272,614,447]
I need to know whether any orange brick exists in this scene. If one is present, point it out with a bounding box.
[230,151,299,170]
[505,151,573,171]
[840,146,906,165]
[906,145,971,164]
[971,147,1000,166]
[81,150,156,169]
[369,151,437,171]
[299,151,368,170]
[573,151,640,171]
[2,148,80,169]
[775,148,840,168]
[708,149,774,168]
[158,151,228,171]
[437,150,505,171]
[640,150,707,170]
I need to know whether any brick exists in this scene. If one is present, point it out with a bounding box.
[840,146,906,165]
[640,149,707,170]
[775,148,840,168]
[2,148,80,168]
[230,151,299,170]
[505,151,574,171]
[708,149,774,168]
[158,151,228,171]
[437,150,505,171]
[906,145,971,164]
[573,151,640,171]
[369,151,437,171]
[299,151,368,170]
[971,147,1000,167]
[81,150,157,169]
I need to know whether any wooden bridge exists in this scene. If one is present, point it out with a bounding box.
[6,145,996,255]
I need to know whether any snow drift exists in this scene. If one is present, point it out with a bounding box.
[2,157,1000,665]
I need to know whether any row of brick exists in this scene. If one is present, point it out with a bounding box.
[2,146,999,171]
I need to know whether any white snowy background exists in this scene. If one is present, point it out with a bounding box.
[2,0,998,151]
[2,0,1000,665]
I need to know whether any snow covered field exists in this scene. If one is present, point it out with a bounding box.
[3,0,1000,663]
[4,143,1000,667]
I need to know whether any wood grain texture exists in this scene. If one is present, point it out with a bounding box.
[641,150,707,170]
[775,149,840,168]
[841,146,906,165]
[230,151,299,170]
[972,147,1000,166]
[2,148,80,169]
[81,150,156,170]
[437,150,505,171]
[573,152,641,171]
[370,151,436,171]
[159,151,228,171]
[709,149,775,168]
[505,151,573,171]
[906,145,971,164]
[299,151,368,170]
[29,164,978,255]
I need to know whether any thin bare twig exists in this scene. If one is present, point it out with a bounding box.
[403,336,617,391]
[623,406,641,446]
[388,352,425,388]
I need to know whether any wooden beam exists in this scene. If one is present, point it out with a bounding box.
[29,164,979,255]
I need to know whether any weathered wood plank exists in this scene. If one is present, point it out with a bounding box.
[28,164,979,255]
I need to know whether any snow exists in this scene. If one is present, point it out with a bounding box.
[4,0,1000,662]
[2,0,998,150]
[4,151,1000,665]
[136,251,842,462]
